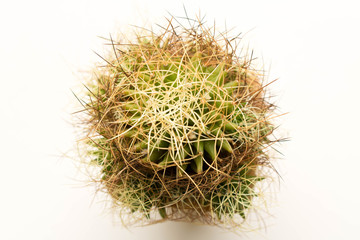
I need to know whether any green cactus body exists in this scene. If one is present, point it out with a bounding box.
[80,16,278,229]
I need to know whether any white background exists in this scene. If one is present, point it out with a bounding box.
[1,0,360,239]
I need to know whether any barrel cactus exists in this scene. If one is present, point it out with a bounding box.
[77,16,279,228]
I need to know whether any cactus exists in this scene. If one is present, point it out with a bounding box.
[77,16,280,229]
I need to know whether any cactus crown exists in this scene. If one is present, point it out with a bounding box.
[79,16,278,228]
